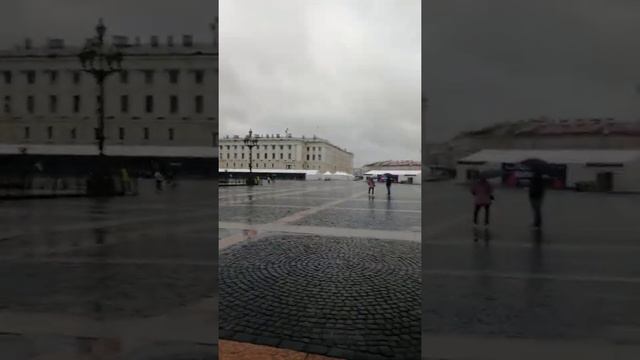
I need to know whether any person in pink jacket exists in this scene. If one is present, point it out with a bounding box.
[471,175,494,226]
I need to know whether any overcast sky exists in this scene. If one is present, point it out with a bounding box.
[220,0,421,167]
[424,0,640,143]
[0,0,214,49]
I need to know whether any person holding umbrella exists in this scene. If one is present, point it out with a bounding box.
[385,173,393,197]
[471,174,494,227]
[521,159,548,229]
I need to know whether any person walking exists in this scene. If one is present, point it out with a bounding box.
[367,177,376,197]
[154,170,164,191]
[386,175,393,197]
[529,172,545,229]
[471,175,494,227]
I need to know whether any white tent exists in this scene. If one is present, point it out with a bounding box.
[330,171,355,181]
[364,170,421,184]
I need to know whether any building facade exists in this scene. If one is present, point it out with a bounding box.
[0,26,218,161]
[425,118,640,169]
[219,133,353,174]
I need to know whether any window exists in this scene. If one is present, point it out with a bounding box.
[226,145,230,150]
[307,147,309,152]
[256,153,260,159]
[170,95,178,113]
[145,95,153,113]
[120,95,129,113]
[24,126,30,139]
[234,153,237,159]
[119,127,125,140]
[272,145,275,150]
[313,147,316,151]
[195,95,204,114]
[280,145,283,150]
[272,153,276,159]
[73,95,81,113]
[263,145,267,149]
[3,96,10,113]
[233,145,237,149]
[144,70,154,84]
[241,146,244,150]
[144,127,149,140]
[26,71,35,84]
[288,145,291,150]
[49,95,58,113]
[288,153,291,160]
[227,153,230,159]
[318,155,322,161]
[195,70,204,84]
[73,71,81,84]
[49,71,58,84]
[241,153,245,159]
[70,128,76,140]
[27,96,35,113]
[264,153,267,159]
[168,128,174,141]
[306,154,309,160]
[47,126,53,140]
[313,155,316,160]
[119,71,128,84]
[3,71,12,84]
[280,153,283,159]
[168,70,179,84]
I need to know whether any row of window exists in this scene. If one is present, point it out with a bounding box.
[224,162,294,169]
[220,144,322,152]
[224,153,322,161]
[2,95,205,114]
[22,126,183,141]
[2,69,207,85]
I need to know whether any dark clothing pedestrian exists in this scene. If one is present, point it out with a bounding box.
[529,173,545,228]
[386,176,392,195]
[474,203,491,226]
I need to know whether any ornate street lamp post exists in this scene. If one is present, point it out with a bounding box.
[243,129,259,185]
[78,18,123,156]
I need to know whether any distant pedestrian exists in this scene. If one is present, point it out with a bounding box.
[471,175,494,227]
[367,177,376,196]
[529,172,546,229]
[386,175,393,196]
[154,170,164,191]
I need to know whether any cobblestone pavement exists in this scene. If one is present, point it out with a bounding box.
[422,181,640,359]
[219,181,421,359]
[0,179,217,359]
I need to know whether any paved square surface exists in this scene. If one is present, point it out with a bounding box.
[422,181,640,359]
[219,180,421,360]
[0,179,217,359]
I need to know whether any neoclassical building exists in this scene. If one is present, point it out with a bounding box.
[219,133,354,174]
[0,21,218,176]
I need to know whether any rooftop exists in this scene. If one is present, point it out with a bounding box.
[460,149,640,164]
[363,160,421,167]
[458,118,640,137]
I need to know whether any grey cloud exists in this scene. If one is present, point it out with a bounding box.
[424,0,640,142]
[220,0,421,167]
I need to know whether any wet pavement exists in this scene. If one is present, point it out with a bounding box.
[0,179,217,359]
[422,181,640,359]
[219,180,421,360]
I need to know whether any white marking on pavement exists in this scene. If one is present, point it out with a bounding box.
[423,268,640,284]
[219,221,420,250]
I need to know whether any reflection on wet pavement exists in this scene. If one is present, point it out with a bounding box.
[0,179,217,359]
[422,181,640,359]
